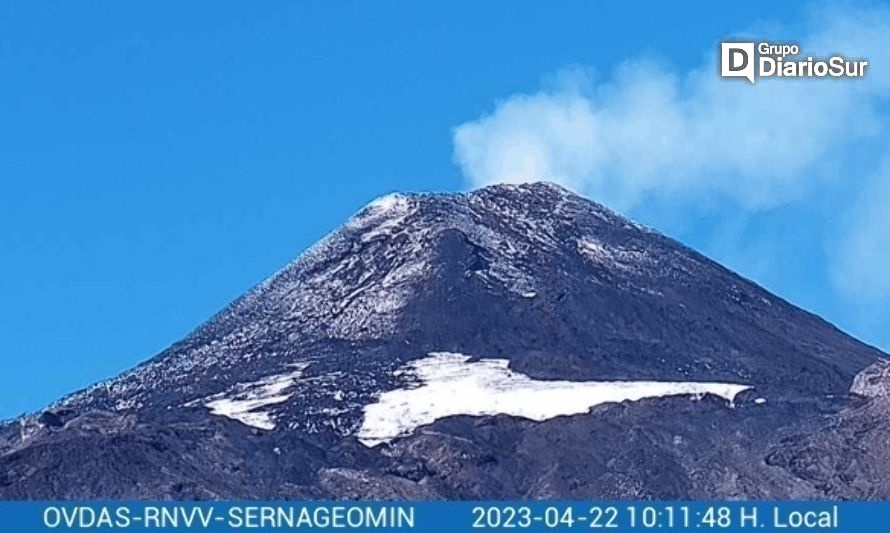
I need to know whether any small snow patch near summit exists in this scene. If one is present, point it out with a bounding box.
[367,193,409,212]
[578,237,650,272]
[357,352,751,446]
[354,193,416,243]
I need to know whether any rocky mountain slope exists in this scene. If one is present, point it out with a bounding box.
[1,182,886,499]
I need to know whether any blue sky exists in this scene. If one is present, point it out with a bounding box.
[1,1,887,420]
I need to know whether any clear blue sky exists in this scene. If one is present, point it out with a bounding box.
[2,2,886,420]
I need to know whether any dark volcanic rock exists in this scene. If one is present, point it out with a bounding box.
[1,182,886,500]
[765,361,890,499]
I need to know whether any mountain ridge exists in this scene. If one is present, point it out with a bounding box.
[13,183,876,422]
[1,181,887,500]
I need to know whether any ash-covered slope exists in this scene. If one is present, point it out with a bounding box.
[1,182,886,500]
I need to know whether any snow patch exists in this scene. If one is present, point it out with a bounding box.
[202,364,309,430]
[577,237,651,273]
[367,193,409,212]
[359,194,414,242]
[357,352,751,446]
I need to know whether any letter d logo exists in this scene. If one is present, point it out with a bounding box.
[721,42,755,83]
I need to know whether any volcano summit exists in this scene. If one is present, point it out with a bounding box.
[1,182,887,500]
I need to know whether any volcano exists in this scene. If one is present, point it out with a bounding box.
[1,182,887,500]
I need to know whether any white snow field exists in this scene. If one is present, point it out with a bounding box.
[203,364,309,430]
[358,352,751,446]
